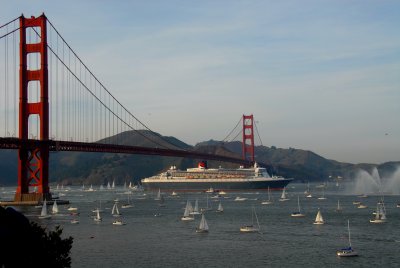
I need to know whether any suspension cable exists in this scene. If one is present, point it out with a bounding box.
[254,120,263,147]
[45,19,177,146]
[43,19,183,150]
[222,116,242,142]
[0,16,20,30]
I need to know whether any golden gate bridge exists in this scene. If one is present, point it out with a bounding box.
[0,14,258,204]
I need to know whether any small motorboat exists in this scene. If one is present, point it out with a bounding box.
[112,219,126,225]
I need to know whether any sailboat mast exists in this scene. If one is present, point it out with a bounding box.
[297,196,301,212]
[347,219,352,248]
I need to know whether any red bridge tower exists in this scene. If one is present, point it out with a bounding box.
[15,14,51,202]
[242,114,255,163]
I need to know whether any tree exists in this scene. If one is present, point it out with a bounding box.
[0,206,73,267]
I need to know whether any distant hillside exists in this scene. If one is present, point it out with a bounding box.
[0,132,398,186]
[197,140,400,182]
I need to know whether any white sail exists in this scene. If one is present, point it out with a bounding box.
[281,188,286,199]
[182,200,195,221]
[39,200,51,219]
[52,200,59,214]
[187,200,194,213]
[94,209,102,221]
[279,187,289,201]
[183,201,191,217]
[198,214,209,231]
[112,179,115,189]
[336,200,342,211]
[41,200,48,217]
[217,202,224,212]
[112,202,121,216]
[314,209,324,224]
[155,188,161,200]
[191,199,200,215]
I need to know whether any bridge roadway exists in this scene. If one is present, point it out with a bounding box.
[0,137,253,166]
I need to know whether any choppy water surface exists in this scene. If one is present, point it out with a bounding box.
[3,183,400,268]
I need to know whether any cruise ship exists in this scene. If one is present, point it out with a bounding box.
[141,161,293,192]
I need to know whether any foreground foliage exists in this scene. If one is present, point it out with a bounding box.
[0,206,73,267]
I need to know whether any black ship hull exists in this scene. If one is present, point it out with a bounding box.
[142,179,292,192]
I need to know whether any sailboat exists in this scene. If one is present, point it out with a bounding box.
[92,200,104,213]
[87,184,94,192]
[336,220,358,257]
[181,200,195,221]
[305,182,312,198]
[240,206,260,233]
[52,200,59,214]
[279,187,289,202]
[317,188,327,200]
[313,208,324,225]
[38,200,51,219]
[196,213,209,233]
[94,209,102,222]
[155,188,161,201]
[370,201,387,223]
[335,200,342,212]
[190,199,201,215]
[112,218,126,225]
[70,218,79,224]
[111,202,122,217]
[206,187,214,193]
[304,182,312,198]
[201,194,212,212]
[158,194,166,207]
[121,194,134,208]
[357,203,368,209]
[291,196,305,217]
[261,186,273,205]
[216,201,224,213]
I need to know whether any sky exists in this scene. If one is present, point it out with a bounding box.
[1,0,399,164]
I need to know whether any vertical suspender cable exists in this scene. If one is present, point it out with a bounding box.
[61,40,64,139]
[4,25,8,136]
[56,32,59,139]
[49,25,52,139]
[13,22,17,137]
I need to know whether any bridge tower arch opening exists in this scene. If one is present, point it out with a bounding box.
[15,14,51,202]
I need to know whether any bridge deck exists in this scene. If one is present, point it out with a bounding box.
[0,200,70,207]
